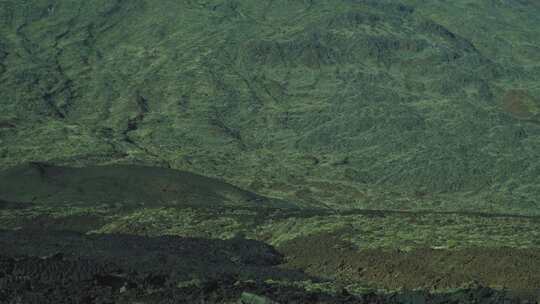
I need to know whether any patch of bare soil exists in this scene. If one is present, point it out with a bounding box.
[502,90,536,118]
[279,233,540,298]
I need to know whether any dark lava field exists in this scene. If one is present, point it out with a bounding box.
[1,0,540,303]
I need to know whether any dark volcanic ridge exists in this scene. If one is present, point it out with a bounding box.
[0,162,294,209]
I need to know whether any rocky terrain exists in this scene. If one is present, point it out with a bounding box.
[0,230,536,304]
[1,163,539,303]
[1,0,540,302]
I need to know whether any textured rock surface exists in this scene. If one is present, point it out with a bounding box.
[0,230,534,304]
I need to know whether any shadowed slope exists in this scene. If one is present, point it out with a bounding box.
[0,163,294,208]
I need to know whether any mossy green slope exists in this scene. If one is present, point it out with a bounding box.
[1,0,540,214]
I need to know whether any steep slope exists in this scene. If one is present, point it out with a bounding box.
[1,0,540,214]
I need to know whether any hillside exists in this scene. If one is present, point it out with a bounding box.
[1,0,540,302]
[1,0,540,214]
